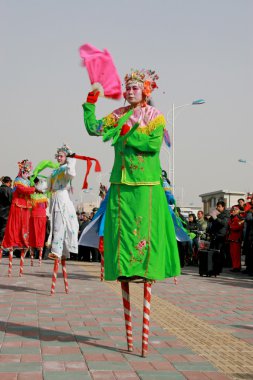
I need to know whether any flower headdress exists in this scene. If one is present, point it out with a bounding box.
[17,159,32,176]
[55,144,72,158]
[124,69,159,97]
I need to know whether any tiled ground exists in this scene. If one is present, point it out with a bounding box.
[0,257,252,379]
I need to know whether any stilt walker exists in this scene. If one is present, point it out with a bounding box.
[2,160,35,276]
[47,144,100,294]
[47,144,79,294]
[29,175,49,267]
[81,45,181,356]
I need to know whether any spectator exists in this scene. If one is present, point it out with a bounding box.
[0,176,13,244]
[186,213,200,265]
[208,200,230,266]
[242,195,253,275]
[197,210,207,232]
[227,206,244,272]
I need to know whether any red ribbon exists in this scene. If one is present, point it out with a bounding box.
[73,154,101,189]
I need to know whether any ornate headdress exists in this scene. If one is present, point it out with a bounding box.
[55,143,72,158]
[124,69,159,97]
[17,159,32,176]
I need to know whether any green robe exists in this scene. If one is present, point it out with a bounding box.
[83,102,180,280]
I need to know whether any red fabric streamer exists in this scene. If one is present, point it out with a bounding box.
[73,154,101,189]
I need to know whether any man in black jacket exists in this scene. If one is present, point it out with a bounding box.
[208,200,230,266]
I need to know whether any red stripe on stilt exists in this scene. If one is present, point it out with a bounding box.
[142,282,152,357]
[19,249,26,277]
[30,249,34,266]
[8,249,13,277]
[51,258,59,295]
[39,248,43,266]
[61,258,69,294]
[121,282,133,352]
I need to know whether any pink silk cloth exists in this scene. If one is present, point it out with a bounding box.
[79,43,122,100]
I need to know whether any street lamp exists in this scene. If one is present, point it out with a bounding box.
[168,99,205,194]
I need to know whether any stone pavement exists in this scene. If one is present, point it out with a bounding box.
[0,256,253,380]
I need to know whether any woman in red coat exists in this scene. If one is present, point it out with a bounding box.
[227,206,244,272]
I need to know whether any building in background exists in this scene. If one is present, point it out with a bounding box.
[199,190,246,215]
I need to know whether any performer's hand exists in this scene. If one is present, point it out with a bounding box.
[86,91,100,104]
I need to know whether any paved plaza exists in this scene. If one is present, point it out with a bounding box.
[0,256,253,380]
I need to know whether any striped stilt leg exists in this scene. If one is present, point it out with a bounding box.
[142,282,152,357]
[38,248,43,266]
[30,248,34,266]
[50,259,59,295]
[100,252,104,281]
[0,247,3,263]
[61,258,69,294]
[121,282,133,352]
[8,249,13,277]
[19,249,26,277]
[99,237,104,281]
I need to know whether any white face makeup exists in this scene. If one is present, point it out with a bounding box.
[125,81,143,106]
[21,171,30,180]
[56,151,67,165]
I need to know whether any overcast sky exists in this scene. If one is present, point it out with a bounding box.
[1,0,252,207]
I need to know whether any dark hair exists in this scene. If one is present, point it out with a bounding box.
[1,176,12,184]
[188,213,197,222]
[217,201,226,208]
[237,198,245,203]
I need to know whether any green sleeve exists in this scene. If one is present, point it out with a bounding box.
[125,125,164,153]
[82,102,117,136]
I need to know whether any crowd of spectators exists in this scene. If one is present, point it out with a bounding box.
[177,197,253,275]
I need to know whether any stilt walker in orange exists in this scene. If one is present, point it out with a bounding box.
[2,160,35,276]
[29,177,48,267]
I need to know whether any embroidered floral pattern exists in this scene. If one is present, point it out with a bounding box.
[130,216,148,264]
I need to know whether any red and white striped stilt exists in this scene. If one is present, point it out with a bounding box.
[100,252,104,282]
[8,249,13,277]
[19,249,26,277]
[61,258,69,294]
[0,247,3,263]
[50,258,59,295]
[30,248,34,266]
[142,282,152,357]
[99,237,104,281]
[121,282,133,352]
[38,248,43,266]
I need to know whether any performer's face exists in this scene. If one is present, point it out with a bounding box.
[56,151,67,165]
[125,82,143,106]
[21,170,30,180]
